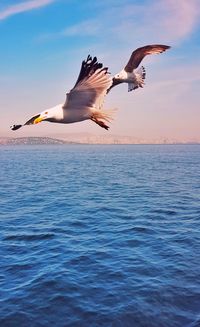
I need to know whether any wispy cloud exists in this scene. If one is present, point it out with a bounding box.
[38,0,199,46]
[146,0,200,43]
[0,0,56,21]
[39,18,101,41]
[103,0,200,45]
[62,19,101,37]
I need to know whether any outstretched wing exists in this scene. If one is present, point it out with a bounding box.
[63,56,112,110]
[124,44,170,72]
[73,55,103,88]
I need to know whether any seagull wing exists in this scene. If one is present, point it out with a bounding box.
[124,44,170,72]
[63,56,112,110]
[73,55,103,88]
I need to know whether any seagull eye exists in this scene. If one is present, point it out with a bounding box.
[45,111,48,114]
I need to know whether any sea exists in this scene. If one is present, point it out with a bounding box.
[0,144,200,327]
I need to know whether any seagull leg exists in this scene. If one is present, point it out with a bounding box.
[91,116,109,130]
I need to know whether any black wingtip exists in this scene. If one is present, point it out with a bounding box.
[86,54,92,61]
[73,54,105,88]
[10,124,22,131]
[160,45,171,52]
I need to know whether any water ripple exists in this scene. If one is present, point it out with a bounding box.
[3,233,55,241]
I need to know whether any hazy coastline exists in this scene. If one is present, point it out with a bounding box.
[1,135,200,146]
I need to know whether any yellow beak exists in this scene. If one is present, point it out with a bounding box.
[34,116,43,124]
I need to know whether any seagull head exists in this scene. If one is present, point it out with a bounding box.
[33,105,63,124]
[113,69,127,82]
[33,110,50,124]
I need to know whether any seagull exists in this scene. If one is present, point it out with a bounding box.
[10,56,114,131]
[109,44,170,92]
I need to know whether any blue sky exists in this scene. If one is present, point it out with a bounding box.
[0,0,200,141]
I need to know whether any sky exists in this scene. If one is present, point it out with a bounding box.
[0,0,200,141]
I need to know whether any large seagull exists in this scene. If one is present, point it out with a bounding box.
[109,44,170,92]
[11,56,113,131]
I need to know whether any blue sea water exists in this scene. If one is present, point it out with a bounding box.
[0,144,200,327]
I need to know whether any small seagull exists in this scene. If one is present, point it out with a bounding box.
[11,56,114,131]
[109,44,170,92]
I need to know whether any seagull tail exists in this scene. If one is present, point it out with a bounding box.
[128,66,146,92]
[91,109,116,130]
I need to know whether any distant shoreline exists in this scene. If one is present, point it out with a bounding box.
[0,137,199,146]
